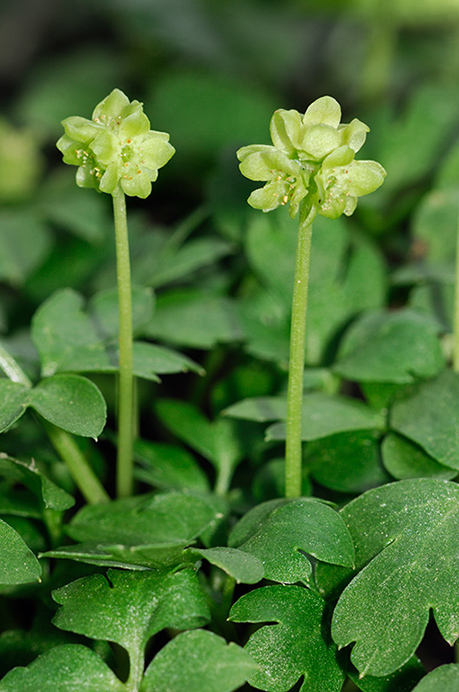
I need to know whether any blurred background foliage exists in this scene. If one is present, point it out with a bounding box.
[1,0,459,363]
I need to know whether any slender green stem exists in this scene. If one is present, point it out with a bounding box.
[0,341,109,504]
[112,187,135,498]
[285,204,316,498]
[453,212,459,373]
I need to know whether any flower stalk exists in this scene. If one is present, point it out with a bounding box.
[237,96,386,499]
[453,211,459,373]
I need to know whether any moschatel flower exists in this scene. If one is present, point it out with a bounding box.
[56,89,175,198]
[237,95,385,219]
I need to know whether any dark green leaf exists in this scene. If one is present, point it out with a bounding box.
[382,433,456,480]
[89,286,155,341]
[30,374,106,438]
[133,342,203,380]
[334,309,445,383]
[327,479,459,677]
[412,664,459,691]
[0,455,74,511]
[148,237,234,288]
[144,289,244,349]
[306,431,390,493]
[229,498,354,586]
[390,370,459,469]
[0,644,124,691]
[52,568,209,657]
[0,518,41,585]
[229,585,344,692]
[134,440,209,493]
[141,629,257,692]
[345,653,425,692]
[185,547,264,584]
[0,211,50,288]
[0,380,29,433]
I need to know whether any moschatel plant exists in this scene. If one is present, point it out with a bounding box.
[0,89,458,692]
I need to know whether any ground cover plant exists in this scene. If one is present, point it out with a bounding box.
[1,1,459,690]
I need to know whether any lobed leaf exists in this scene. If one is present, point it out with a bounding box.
[327,479,459,677]
[0,518,41,585]
[411,664,459,691]
[0,455,74,511]
[141,629,257,692]
[229,585,344,692]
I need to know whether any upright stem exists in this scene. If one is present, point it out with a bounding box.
[285,205,316,498]
[453,211,459,374]
[112,187,134,498]
[0,341,109,505]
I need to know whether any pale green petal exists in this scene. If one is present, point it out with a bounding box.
[92,88,130,123]
[140,133,175,169]
[75,165,98,190]
[121,170,152,198]
[321,145,355,170]
[237,144,274,162]
[239,147,298,182]
[118,110,150,139]
[301,124,342,160]
[247,180,289,212]
[303,96,341,129]
[344,195,358,216]
[62,116,101,144]
[340,119,370,153]
[57,134,81,165]
[91,131,120,167]
[99,162,120,194]
[347,160,386,196]
[270,109,303,154]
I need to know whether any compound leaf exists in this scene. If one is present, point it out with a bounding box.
[412,664,459,691]
[229,585,344,692]
[0,518,41,585]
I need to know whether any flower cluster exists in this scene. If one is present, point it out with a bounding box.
[56,89,175,199]
[237,96,386,219]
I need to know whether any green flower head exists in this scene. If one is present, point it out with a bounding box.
[237,96,385,219]
[56,89,175,198]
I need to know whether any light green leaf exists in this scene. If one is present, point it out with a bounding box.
[412,664,459,691]
[133,342,203,380]
[52,568,209,657]
[390,370,459,469]
[229,585,344,692]
[328,479,459,677]
[89,286,154,340]
[30,374,106,438]
[229,498,354,586]
[0,518,41,585]
[334,309,445,383]
[0,644,125,691]
[141,629,257,692]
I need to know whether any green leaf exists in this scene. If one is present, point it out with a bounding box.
[132,342,203,380]
[0,455,74,511]
[134,440,209,493]
[185,547,264,584]
[306,431,390,493]
[0,380,29,433]
[381,432,457,481]
[390,370,459,469]
[0,211,50,288]
[141,629,257,692]
[155,400,246,488]
[32,289,111,377]
[412,664,459,691]
[334,309,445,383]
[229,585,344,692]
[229,498,354,586]
[344,653,425,692]
[30,374,106,439]
[0,518,41,585]
[327,479,459,677]
[144,289,244,349]
[265,393,384,441]
[0,644,125,691]
[52,568,209,657]
[89,286,155,340]
[53,491,225,568]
